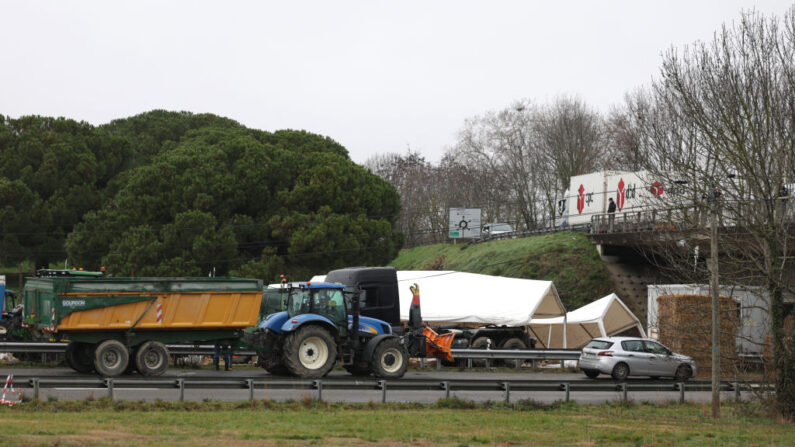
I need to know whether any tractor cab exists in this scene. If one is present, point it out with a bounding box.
[285,283,349,331]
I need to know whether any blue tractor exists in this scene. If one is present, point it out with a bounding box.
[251,281,426,379]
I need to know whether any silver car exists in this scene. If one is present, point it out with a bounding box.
[578,337,696,381]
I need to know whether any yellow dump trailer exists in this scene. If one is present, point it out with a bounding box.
[57,291,261,331]
[22,271,264,377]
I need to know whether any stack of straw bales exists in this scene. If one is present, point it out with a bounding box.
[657,294,738,377]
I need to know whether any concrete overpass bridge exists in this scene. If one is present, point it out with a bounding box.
[584,205,795,326]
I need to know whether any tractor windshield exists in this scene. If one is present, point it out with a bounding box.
[287,288,347,324]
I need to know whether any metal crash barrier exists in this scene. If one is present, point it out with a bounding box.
[10,375,763,404]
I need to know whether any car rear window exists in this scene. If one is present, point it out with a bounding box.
[585,340,613,350]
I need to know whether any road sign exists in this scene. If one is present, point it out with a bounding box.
[448,208,481,239]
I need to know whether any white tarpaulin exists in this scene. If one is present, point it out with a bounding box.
[394,271,566,326]
[311,270,566,328]
[529,293,645,349]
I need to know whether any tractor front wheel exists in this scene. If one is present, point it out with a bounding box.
[370,338,409,379]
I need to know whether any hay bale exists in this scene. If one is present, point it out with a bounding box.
[657,294,739,377]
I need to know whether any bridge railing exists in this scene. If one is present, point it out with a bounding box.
[590,206,705,235]
[588,201,794,235]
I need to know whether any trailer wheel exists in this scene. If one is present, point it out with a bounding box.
[282,325,337,378]
[135,341,169,377]
[470,336,493,367]
[93,340,129,377]
[258,353,289,376]
[370,338,409,379]
[65,342,95,373]
[498,338,527,368]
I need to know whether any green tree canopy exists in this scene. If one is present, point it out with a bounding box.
[65,124,402,281]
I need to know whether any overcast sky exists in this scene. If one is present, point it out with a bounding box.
[1,1,792,163]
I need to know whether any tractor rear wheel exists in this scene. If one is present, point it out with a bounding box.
[369,338,409,379]
[282,326,337,378]
[344,354,371,376]
[65,342,94,373]
[93,340,129,377]
[135,341,169,377]
[258,353,290,376]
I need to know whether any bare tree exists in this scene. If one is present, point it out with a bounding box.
[604,90,650,171]
[536,96,605,191]
[634,9,795,420]
[534,96,607,220]
[452,100,546,229]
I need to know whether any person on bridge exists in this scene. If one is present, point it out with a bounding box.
[607,198,616,230]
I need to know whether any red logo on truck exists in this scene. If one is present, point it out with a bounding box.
[577,184,585,214]
[616,178,625,211]
[650,181,664,197]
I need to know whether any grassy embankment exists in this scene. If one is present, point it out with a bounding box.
[0,399,792,446]
[391,232,613,309]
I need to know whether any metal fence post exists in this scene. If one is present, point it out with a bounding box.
[314,380,323,401]
[178,378,185,402]
[247,379,254,401]
[442,381,450,399]
[106,378,114,401]
[564,383,570,402]
[33,378,40,401]
[734,382,740,402]
[379,380,387,403]
[503,382,510,403]
[678,382,685,404]
[419,358,425,369]
[621,383,627,402]
[436,359,441,370]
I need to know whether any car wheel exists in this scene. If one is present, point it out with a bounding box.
[611,362,630,381]
[583,369,599,379]
[674,364,692,382]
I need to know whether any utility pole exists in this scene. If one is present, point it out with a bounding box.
[708,187,720,419]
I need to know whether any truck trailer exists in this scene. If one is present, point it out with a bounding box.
[22,269,262,377]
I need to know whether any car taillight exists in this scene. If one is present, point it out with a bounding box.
[597,350,613,357]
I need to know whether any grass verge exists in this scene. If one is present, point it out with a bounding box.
[0,398,791,446]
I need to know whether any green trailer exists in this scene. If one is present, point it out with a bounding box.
[22,270,263,377]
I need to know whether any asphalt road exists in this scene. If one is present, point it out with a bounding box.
[0,367,740,404]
